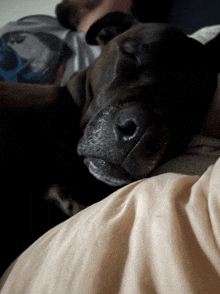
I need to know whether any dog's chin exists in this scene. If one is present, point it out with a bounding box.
[84,157,134,187]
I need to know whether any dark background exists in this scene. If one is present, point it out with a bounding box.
[171,0,220,34]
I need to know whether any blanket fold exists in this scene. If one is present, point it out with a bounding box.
[2,158,220,293]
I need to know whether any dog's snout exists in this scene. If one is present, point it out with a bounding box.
[77,103,151,165]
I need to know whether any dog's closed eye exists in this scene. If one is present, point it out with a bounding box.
[120,47,138,61]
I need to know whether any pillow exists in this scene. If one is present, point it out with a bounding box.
[189,25,220,44]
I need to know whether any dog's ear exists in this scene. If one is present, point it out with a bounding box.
[86,11,138,46]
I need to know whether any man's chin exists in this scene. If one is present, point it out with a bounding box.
[55,2,79,30]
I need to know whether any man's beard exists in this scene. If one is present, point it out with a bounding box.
[55,0,103,31]
[55,2,79,31]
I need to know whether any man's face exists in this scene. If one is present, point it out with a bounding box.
[55,0,132,31]
[55,0,104,30]
[109,0,132,13]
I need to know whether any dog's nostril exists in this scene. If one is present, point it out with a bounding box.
[117,120,137,137]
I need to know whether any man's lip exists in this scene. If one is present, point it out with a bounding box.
[83,157,134,187]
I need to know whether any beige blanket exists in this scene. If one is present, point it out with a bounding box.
[1,156,220,293]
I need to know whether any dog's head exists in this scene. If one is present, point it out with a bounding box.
[66,12,217,186]
[2,12,217,189]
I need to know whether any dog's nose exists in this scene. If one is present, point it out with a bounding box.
[114,104,150,143]
[77,103,152,169]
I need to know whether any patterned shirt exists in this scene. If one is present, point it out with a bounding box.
[0,15,101,85]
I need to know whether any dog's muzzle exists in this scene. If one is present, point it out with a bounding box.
[77,102,165,186]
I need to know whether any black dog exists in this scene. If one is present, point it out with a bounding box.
[1,12,219,273]
[74,12,217,186]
